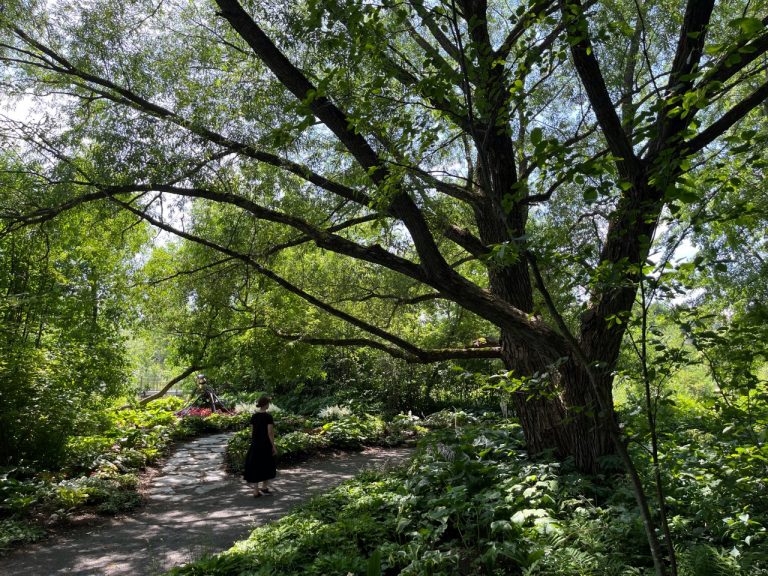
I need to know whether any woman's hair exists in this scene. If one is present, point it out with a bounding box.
[256,395,271,408]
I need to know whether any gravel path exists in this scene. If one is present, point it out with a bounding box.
[4,434,413,575]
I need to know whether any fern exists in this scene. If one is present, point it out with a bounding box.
[678,544,741,576]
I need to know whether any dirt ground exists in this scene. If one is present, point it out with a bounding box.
[3,433,413,575]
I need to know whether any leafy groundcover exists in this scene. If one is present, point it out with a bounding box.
[0,400,423,554]
[0,397,246,553]
[169,413,767,576]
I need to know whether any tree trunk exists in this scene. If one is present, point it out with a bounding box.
[500,331,616,473]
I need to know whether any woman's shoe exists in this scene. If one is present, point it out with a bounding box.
[260,488,272,495]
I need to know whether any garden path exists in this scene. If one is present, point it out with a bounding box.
[4,433,413,575]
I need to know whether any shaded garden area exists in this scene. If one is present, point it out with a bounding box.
[2,0,768,574]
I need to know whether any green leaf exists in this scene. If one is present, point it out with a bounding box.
[367,549,382,576]
[729,17,764,36]
[530,127,543,146]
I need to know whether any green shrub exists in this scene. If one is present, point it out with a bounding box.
[319,414,385,449]
[273,413,313,433]
[317,404,353,420]
[63,436,116,474]
[0,518,45,552]
[168,472,403,576]
[205,411,250,431]
[422,409,478,429]
[0,475,45,514]
[278,431,331,460]
[48,479,90,511]
[94,489,143,515]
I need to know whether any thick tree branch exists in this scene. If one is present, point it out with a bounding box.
[109,197,449,359]
[2,173,560,356]
[379,53,478,136]
[561,0,643,181]
[118,198,501,364]
[667,0,716,92]
[494,0,558,62]
[648,0,715,155]
[699,22,768,88]
[411,0,463,62]
[112,183,430,283]
[274,331,502,363]
[683,79,768,154]
[331,290,443,306]
[135,189,564,357]
[214,0,458,286]
[136,365,204,406]
[444,224,490,257]
[404,164,482,203]
[215,0,382,173]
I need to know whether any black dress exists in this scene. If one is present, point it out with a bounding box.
[243,411,276,483]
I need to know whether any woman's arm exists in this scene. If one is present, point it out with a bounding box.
[267,423,277,455]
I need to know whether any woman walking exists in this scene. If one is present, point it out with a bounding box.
[243,395,277,497]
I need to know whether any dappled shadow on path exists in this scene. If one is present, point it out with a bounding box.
[4,433,412,576]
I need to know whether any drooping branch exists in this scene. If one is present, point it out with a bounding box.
[110,183,430,283]
[0,189,109,233]
[263,213,382,257]
[131,257,237,288]
[273,331,502,363]
[5,26,371,207]
[1,165,560,356]
[107,195,482,361]
[136,365,203,406]
[108,185,564,360]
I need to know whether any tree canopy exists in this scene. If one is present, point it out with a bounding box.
[1,0,767,485]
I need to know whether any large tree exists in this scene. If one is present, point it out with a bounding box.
[1,0,767,475]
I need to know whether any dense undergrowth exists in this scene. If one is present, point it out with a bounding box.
[225,408,425,473]
[3,387,766,575]
[0,396,424,554]
[169,405,767,576]
[0,396,248,552]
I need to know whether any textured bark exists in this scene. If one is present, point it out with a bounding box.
[501,331,617,472]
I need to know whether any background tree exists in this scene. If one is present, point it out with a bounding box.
[0,153,148,467]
